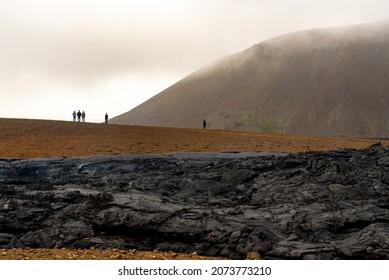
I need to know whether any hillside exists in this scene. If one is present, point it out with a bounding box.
[0,118,387,159]
[111,21,389,138]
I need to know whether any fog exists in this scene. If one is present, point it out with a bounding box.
[1,0,389,122]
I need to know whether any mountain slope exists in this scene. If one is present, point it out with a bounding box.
[111,22,389,137]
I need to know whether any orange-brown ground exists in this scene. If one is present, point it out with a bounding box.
[1,118,387,158]
[0,248,226,260]
[0,118,388,260]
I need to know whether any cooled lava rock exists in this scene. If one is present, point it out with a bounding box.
[1,145,388,259]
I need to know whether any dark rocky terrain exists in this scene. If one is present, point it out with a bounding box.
[1,144,388,259]
[112,21,389,138]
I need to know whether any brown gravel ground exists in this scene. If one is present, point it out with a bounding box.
[0,248,226,260]
[0,118,386,158]
[0,118,388,259]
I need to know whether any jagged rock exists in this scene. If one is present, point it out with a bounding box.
[0,233,14,246]
[1,145,389,259]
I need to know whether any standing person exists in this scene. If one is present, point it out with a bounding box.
[105,113,109,124]
[77,110,82,122]
[203,119,207,129]
[81,111,86,122]
[72,111,76,122]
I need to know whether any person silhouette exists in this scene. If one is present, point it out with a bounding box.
[203,119,207,129]
[77,110,82,122]
[105,113,108,124]
[81,111,86,122]
[72,111,76,122]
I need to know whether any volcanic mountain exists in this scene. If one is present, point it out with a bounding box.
[111,21,389,137]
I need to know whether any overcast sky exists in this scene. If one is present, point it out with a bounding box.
[1,0,389,122]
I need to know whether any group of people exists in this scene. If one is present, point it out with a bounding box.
[72,111,109,124]
[73,110,86,122]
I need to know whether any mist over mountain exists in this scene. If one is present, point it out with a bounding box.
[111,21,389,137]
